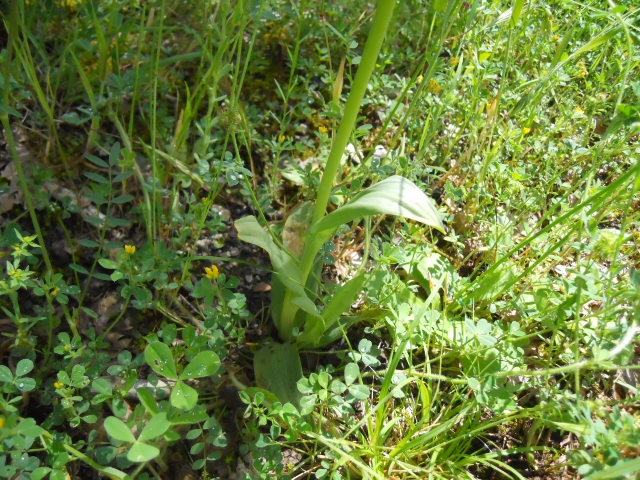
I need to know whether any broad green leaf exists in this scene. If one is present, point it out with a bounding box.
[170,380,198,410]
[235,216,290,271]
[311,176,445,240]
[138,412,170,442]
[144,342,178,379]
[104,417,135,443]
[127,441,160,463]
[297,273,366,347]
[510,0,525,27]
[181,351,220,380]
[254,342,303,407]
[235,216,319,318]
[585,458,640,480]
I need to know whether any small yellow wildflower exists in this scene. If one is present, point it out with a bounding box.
[417,74,424,84]
[124,244,136,255]
[523,127,531,135]
[450,57,459,67]
[58,0,82,9]
[428,80,441,93]
[575,107,585,115]
[205,265,220,280]
[319,125,328,134]
[51,287,60,297]
[63,344,71,352]
[577,61,588,78]
[279,135,286,142]
[54,381,63,389]
[0,417,5,429]
[553,35,560,41]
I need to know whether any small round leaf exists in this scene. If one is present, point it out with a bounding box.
[180,351,220,380]
[170,381,198,410]
[104,417,135,443]
[127,441,160,463]
[144,342,178,379]
[16,359,34,377]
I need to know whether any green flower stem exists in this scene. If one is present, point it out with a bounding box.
[311,0,397,225]
[278,0,397,341]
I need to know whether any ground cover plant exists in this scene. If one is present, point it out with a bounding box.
[0,0,639,479]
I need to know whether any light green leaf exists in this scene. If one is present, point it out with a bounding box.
[344,363,360,385]
[298,273,366,348]
[138,412,170,442]
[137,387,159,415]
[171,405,209,425]
[0,365,14,383]
[98,258,118,270]
[127,441,160,463]
[235,216,319,318]
[101,467,130,480]
[311,176,445,239]
[170,380,198,410]
[180,351,220,380]
[144,342,178,379]
[104,416,135,443]
[234,216,290,271]
[510,0,526,27]
[16,359,34,377]
[254,342,303,407]
[585,458,640,480]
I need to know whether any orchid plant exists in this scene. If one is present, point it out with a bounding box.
[235,0,444,405]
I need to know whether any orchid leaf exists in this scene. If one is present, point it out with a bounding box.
[311,176,445,238]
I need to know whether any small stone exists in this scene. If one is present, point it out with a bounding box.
[252,282,271,293]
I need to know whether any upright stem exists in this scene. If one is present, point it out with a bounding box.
[311,0,397,225]
[278,0,397,341]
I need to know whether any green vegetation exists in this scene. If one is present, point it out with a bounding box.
[0,0,639,479]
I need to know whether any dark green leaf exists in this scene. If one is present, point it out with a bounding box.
[254,342,303,407]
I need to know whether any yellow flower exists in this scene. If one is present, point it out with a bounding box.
[417,74,424,84]
[205,265,220,279]
[428,79,441,93]
[319,125,328,134]
[124,244,136,255]
[523,127,531,134]
[553,35,560,41]
[575,107,585,115]
[0,417,5,428]
[279,135,286,142]
[577,61,588,78]
[450,57,459,67]
[54,381,63,389]
[51,287,60,297]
